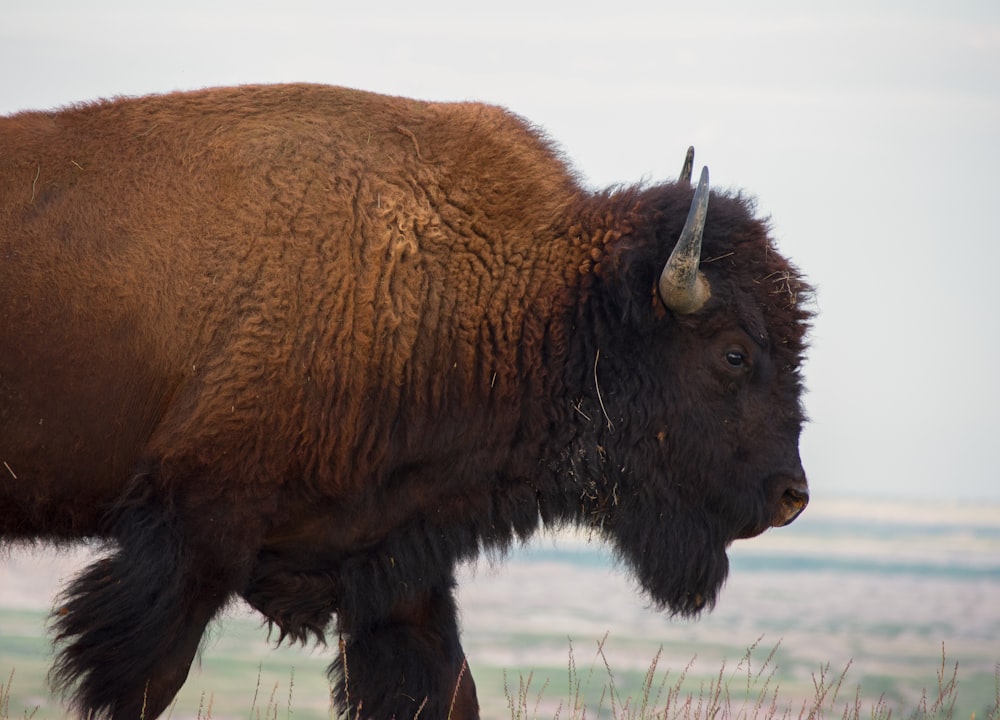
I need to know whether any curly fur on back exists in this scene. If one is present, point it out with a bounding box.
[0,84,811,719]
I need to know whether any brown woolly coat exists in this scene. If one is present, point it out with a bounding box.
[1,84,599,534]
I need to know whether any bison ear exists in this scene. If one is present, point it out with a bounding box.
[596,239,672,329]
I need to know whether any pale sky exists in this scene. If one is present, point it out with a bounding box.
[2,0,998,502]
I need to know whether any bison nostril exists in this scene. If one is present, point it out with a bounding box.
[776,484,809,526]
[784,486,809,506]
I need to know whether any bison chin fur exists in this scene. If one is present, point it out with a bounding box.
[608,501,731,617]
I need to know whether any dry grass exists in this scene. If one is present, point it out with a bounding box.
[502,637,1000,720]
[0,669,38,720]
[0,666,299,720]
[2,642,998,720]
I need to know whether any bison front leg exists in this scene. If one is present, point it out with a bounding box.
[332,580,479,720]
[50,476,258,720]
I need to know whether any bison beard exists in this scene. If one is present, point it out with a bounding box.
[0,84,813,720]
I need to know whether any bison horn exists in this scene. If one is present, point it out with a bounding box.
[679,146,695,185]
[659,165,711,314]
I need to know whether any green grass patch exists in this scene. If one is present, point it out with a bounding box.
[2,638,998,720]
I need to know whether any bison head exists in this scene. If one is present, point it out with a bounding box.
[560,149,812,616]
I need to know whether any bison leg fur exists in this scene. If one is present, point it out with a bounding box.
[50,476,256,720]
[331,580,479,720]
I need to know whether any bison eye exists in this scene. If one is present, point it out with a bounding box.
[725,350,747,368]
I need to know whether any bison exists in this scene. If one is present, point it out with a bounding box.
[0,84,812,720]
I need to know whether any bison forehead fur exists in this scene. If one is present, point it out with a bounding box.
[0,83,813,720]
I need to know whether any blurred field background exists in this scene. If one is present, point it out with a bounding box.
[2,496,999,719]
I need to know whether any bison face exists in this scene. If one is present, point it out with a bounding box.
[684,323,810,538]
[570,170,812,616]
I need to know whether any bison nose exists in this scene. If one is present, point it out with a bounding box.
[774,481,809,527]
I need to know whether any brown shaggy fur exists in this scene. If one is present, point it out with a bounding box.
[0,84,812,720]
